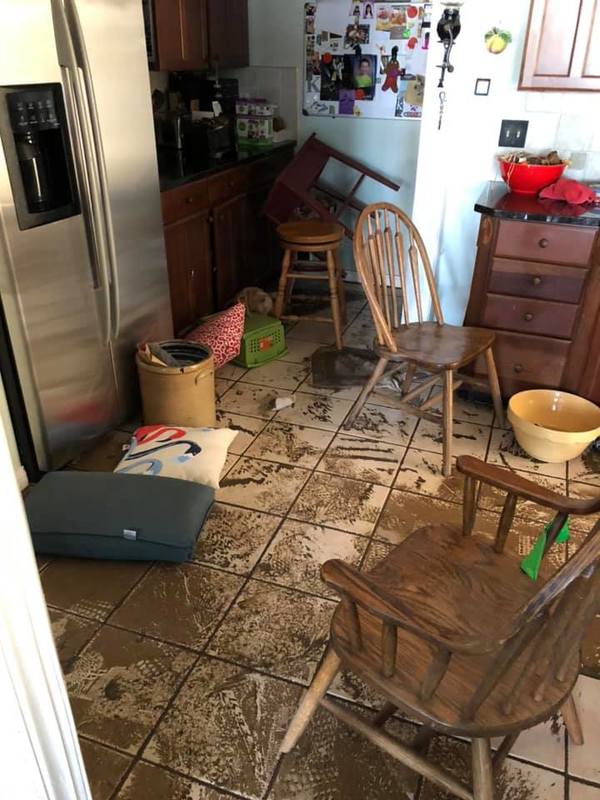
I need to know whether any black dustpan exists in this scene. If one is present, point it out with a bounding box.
[310,346,379,389]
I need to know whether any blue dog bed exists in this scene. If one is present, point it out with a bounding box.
[25,471,214,563]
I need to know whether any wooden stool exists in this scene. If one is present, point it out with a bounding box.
[274,221,346,350]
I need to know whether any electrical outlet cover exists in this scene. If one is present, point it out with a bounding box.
[499,119,529,148]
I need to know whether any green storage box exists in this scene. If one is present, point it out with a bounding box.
[25,471,214,562]
[233,313,287,368]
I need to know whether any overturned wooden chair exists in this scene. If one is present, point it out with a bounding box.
[281,456,600,799]
[344,203,504,476]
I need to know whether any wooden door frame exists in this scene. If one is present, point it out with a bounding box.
[0,421,91,800]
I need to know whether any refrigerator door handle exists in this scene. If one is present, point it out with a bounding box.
[53,0,121,340]
[51,0,112,345]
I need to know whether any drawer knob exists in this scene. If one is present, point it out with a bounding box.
[523,312,534,322]
[532,276,542,286]
[538,238,549,248]
[513,363,524,374]
[185,197,195,204]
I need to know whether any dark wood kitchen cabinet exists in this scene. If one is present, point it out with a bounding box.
[520,0,600,91]
[153,0,209,71]
[150,0,248,71]
[160,145,294,335]
[465,186,600,403]
[207,0,250,68]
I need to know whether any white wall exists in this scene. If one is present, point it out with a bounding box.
[413,0,600,324]
[248,0,422,216]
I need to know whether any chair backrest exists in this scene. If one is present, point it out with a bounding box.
[353,202,444,351]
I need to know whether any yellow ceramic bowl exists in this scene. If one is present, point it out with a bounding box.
[508,390,600,463]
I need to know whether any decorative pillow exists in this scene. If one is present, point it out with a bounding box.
[185,303,246,369]
[114,424,238,489]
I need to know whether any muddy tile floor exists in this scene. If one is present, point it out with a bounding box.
[40,286,600,800]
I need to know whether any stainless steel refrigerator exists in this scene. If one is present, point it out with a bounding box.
[0,0,172,474]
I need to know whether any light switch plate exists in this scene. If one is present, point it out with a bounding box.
[499,119,529,148]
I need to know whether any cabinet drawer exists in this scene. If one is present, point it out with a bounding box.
[477,330,569,389]
[482,294,578,339]
[495,220,595,266]
[161,180,211,225]
[208,166,248,205]
[488,258,587,304]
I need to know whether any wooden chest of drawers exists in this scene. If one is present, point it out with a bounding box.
[465,210,600,403]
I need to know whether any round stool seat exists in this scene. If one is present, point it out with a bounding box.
[277,221,344,247]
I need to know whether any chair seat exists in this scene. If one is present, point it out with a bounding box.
[277,221,344,247]
[378,322,495,370]
[329,525,577,737]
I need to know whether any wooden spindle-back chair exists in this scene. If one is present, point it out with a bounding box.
[281,456,600,799]
[345,203,505,476]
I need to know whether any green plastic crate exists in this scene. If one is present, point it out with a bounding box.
[233,313,287,368]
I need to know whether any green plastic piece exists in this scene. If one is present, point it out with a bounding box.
[520,519,570,581]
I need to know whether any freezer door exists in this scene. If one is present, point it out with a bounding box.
[0,0,120,471]
[67,0,173,419]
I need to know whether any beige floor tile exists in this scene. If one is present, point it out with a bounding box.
[291,472,389,536]
[410,417,490,460]
[208,581,334,684]
[245,421,334,468]
[216,363,247,381]
[327,668,384,710]
[275,392,355,431]
[239,360,309,390]
[216,411,267,455]
[69,430,131,472]
[488,429,567,479]
[287,319,338,344]
[569,448,600,486]
[361,539,394,572]
[567,481,600,531]
[421,736,564,799]
[110,563,243,650]
[193,503,282,575]
[394,448,463,503]
[569,675,600,784]
[144,657,302,799]
[221,452,239,479]
[425,393,496,426]
[374,491,461,545]
[42,559,149,622]
[49,610,101,672]
[214,378,234,399]
[269,706,420,800]
[216,383,277,420]
[254,520,368,598]
[343,318,377,349]
[116,761,231,799]
[318,434,405,486]
[492,719,566,771]
[279,338,322,364]
[217,457,310,515]
[582,613,600,679]
[66,626,195,753]
[343,404,419,446]
[570,780,600,799]
[37,555,53,572]
[297,375,362,401]
[80,738,131,800]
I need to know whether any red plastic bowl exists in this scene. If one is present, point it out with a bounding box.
[498,159,566,196]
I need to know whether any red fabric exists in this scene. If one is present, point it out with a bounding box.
[539,179,596,205]
[185,303,245,369]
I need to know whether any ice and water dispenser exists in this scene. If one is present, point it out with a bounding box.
[0,83,79,229]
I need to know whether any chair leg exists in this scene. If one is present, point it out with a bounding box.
[326,250,344,350]
[401,362,417,396]
[334,250,347,324]
[442,369,454,478]
[561,693,584,745]
[274,248,292,320]
[484,347,505,428]
[279,648,342,754]
[472,738,494,800]
[343,356,389,429]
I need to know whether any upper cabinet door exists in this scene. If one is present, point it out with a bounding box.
[154,0,209,71]
[520,0,600,90]
[207,0,249,69]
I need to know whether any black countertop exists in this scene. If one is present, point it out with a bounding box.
[475,181,600,228]
[157,140,296,192]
